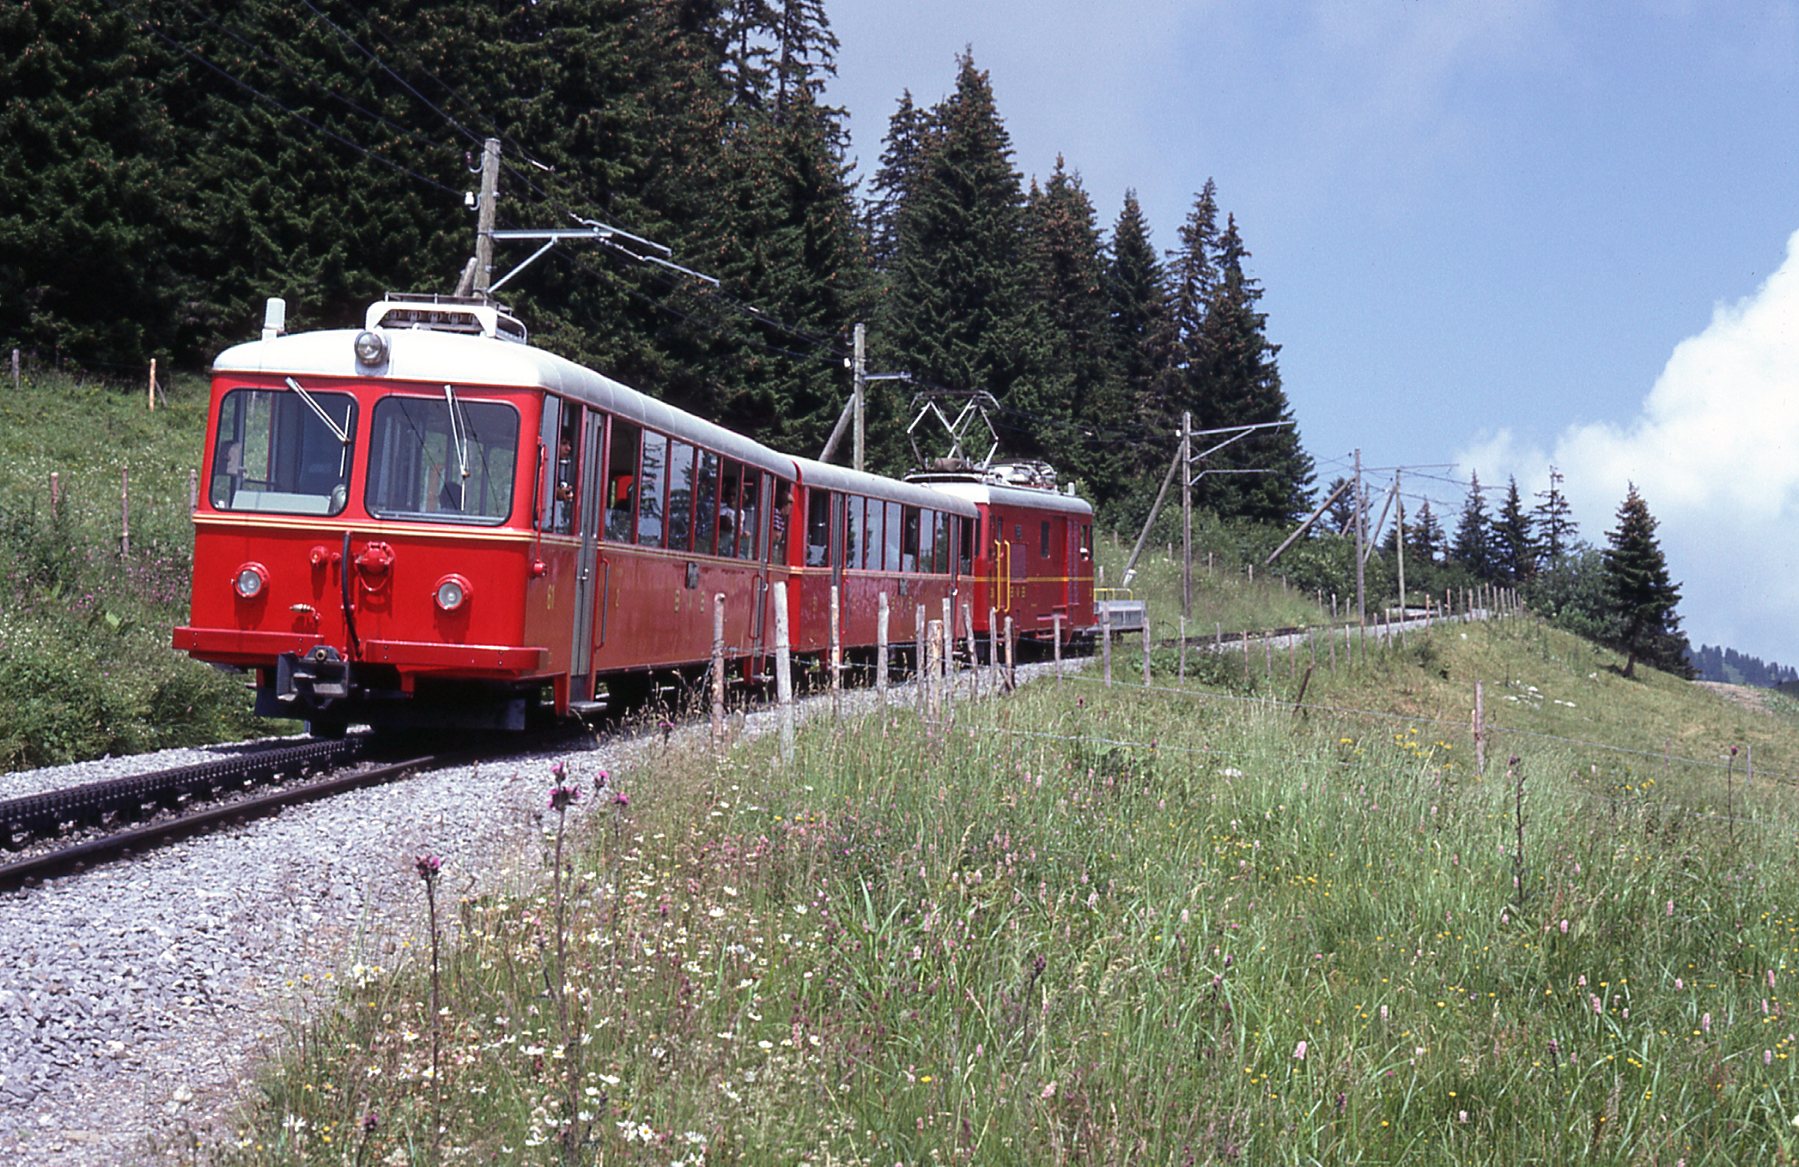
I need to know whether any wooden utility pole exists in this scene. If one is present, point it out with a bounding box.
[852,323,866,474]
[472,138,501,297]
[1181,411,1193,619]
[1353,448,1366,627]
[1394,468,1407,618]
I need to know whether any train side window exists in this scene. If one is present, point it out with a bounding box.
[695,450,720,554]
[666,440,696,552]
[806,489,832,566]
[637,431,667,547]
[864,499,885,570]
[604,420,640,542]
[958,516,974,573]
[900,506,920,572]
[719,461,745,558]
[1040,520,1051,560]
[548,402,581,535]
[846,496,865,570]
[919,510,937,573]
[934,512,951,573]
[770,477,792,563]
[885,501,903,570]
[1080,522,1092,559]
[738,472,761,561]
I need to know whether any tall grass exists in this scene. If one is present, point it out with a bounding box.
[202,619,1799,1165]
[0,369,267,769]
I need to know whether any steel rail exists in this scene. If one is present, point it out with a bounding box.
[0,751,442,889]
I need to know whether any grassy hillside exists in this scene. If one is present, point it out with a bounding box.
[0,369,266,768]
[203,615,1799,1165]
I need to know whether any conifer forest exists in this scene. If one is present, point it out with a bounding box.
[0,0,1310,519]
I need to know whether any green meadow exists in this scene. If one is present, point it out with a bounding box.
[204,612,1799,1165]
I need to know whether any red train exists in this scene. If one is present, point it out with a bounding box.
[174,295,1095,733]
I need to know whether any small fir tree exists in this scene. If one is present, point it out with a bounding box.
[1452,472,1495,580]
[1493,476,1535,584]
[1409,499,1445,565]
[1532,465,1578,567]
[1601,484,1692,679]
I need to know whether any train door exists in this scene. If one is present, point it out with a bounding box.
[569,407,603,698]
[989,509,1014,619]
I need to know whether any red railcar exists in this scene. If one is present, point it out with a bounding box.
[906,465,1097,646]
[173,297,1076,733]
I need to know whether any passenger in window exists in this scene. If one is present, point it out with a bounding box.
[771,480,791,563]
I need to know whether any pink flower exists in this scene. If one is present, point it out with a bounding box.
[415,853,441,881]
[548,783,580,811]
[1702,1012,1712,1034]
[1293,1040,1308,1061]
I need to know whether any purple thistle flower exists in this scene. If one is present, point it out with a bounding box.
[594,768,610,792]
[415,853,441,881]
[551,759,568,781]
[362,1111,379,1133]
[611,789,630,809]
[548,784,581,811]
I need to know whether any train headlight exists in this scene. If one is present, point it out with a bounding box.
[234,562,269,600]
[433,573,472,612]
[353,329,388,366]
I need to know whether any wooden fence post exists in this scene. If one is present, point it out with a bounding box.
[1141,617,1152,687]
[962,602,977,699]
[711,594,727,744]
[1474,679,1487,777]
[12,348,20,391]
[119,465,130,557]
[773,582,795,762]
[188,467,198,513]
[942,597,955,697]
[1101,606,1114,686]
[829,584,843,719]
[49,471,60,520]
[989,606,1001,691]
[916,604,927,717]
[876,592,890,705]
[1004,615,1017,692]
[926,620,943,721]
[1053,612,1064,683]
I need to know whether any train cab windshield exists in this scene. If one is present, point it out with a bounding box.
[366,394,520,524]
[210,386,357,516]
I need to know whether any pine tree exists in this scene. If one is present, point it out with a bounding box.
[1452,472,1494,579]
[1189,213,1312,523]
[0,0,187,364]
[1024,157,1124,499]
[1601,484,1692,679]
[1410,499,1445,565]
[1532,465,1578,567]
[1493,476,1535,583]
[864,91,931,272]
[1322,477,1356,534]
[1104,191,1171,477]
[882,52,1050,458]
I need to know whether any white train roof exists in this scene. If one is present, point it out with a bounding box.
[905,475,1095,518]
[213,323,790,478]
[790,456,978,516]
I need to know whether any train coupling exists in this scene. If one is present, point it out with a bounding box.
[269,646,353,713]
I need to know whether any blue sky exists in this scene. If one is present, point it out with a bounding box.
[825,0,1799,665]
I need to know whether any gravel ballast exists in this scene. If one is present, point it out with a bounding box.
[0,662,1060,1164]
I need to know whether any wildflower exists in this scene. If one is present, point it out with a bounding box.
[362,1112,379,1134]
[612,789,630,809]
[1293,1040,1308,1061]
[593,768,610,791]
[1702,1012,1712,1034]
[1559,919,1569,935]
[548,784,581,811]
[551,760,567,781]
[1767,1049,1775,1066]
[1668,900,1675,917]
[415,853,441,881]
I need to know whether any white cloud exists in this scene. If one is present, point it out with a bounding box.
[1456,228,1799,662]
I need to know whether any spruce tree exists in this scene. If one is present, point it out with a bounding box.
[1103,191,1171,478]
[0,0,187,364]
[1452,472,1494,579]
[1532,465,1578,567]
[1410,499,1445,565]
[1024,158,1125,498]
[864,91,931,273]
[1601,484,1692,679]
[882,53,1050,460]
[1493,476,1535,584]
[1189,213,1312,523]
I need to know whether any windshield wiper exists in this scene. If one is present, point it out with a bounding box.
[444,383,470,508]
[285,377,350,445]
